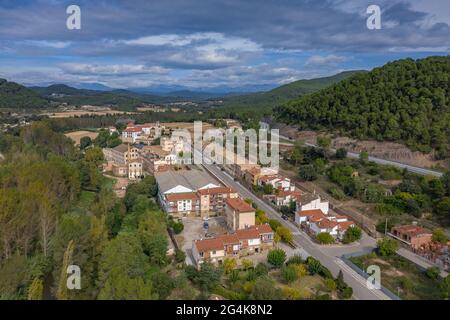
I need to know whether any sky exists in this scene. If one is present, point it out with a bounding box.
[0,0,449,92]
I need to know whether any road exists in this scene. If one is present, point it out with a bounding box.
[201,161,391,300]
[275,133,443,177]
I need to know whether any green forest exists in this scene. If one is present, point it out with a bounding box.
[0,79,49,109]
[277,56,450,159]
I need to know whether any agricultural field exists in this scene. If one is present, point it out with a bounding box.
[65,130,99,145]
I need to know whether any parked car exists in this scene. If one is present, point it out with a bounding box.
[281,215,288,220]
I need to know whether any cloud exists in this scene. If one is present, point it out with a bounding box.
[23,40,71,48]
[59,63,169,76]
[304,54,348,67]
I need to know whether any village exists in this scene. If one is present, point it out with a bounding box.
[94,119,449,276]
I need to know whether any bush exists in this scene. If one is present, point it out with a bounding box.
[172,221,184,234]
[324,278,337,291]
[377,238,399,256]
[316,232,335,244]
[342,226,362,244]
[267,248,286,268]
[286,255,304,265]
[276,226,293,244]
[335,148,347,159]
[340,286,353,299]
[281,265,298,283]
[328,186,346,200]
[425,267,440,280]
[174,249,186,263]
[255,262,269,276]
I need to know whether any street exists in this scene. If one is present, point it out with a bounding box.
[202,162,392,300]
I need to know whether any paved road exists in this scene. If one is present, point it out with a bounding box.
[275,133,443,177]
[201,162,391,300]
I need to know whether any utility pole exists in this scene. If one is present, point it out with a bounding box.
[385,218,388,236]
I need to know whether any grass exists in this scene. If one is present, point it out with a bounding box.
[350,252,444,300]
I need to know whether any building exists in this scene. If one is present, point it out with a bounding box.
[225,198,255,231]
[297,193,329,215]
[295,208,355,240]
[390,225,433,250]
[155,170,221,216]
[122,122,164,143]
[198,187,239,217]
[257,175,291,191]
[269,188,303,207]
[122,127,142,143]
[128,159,143,180]
[192,224,274,266]
[103,144,139,165]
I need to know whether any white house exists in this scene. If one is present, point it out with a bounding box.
[298,194,329,214]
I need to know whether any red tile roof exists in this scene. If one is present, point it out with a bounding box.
[298,209,327,220]
[166,192,199,202]
[198,187,236,196]
[392,225,432,237]
[195,224,273,252]
[317,219,338,229]
[225,198,255,213]
[124,127,142,132]
[337,221,355,232]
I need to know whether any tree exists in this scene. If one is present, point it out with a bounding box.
[299,164,318,181]
[342,226,362,244]
[79,136,92,150]
[186,263,223,292]
[306,256,323,275]
[432,228,447,244]
[276,226,293,244]
[223,258,237,274]
[267,248,286,268]
[98,268,157,300]
[242,259,254,271]
[263,183,274,194]
[377,238,399,256]
[359,151,369,164]
[290,147,304,166]
[27,278,44,300]
[151,271,175,299]
[435,197,450,219]
[84,146,104,166]
[316,232,334,244]
[425,267,440,280]
[317,136,331,149]
[335,148,347,159]
[174,249,186,264]
[250,276,283,300]
[56,240,75,300]
[324,278,337,292]
[281,265,298,283]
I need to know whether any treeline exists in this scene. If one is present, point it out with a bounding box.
[0,79,49,109]
[277,56,450,158]
[0,123,186,299]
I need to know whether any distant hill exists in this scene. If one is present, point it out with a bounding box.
[0,79,49,108]
[276,56,450,158]
[217,71,365,113]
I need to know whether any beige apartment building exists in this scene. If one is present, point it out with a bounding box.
[225,198,256,231]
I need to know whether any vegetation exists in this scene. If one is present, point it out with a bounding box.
[316,232,335,244]
[267,248,287,268]
[342,226,362,244]
[277,56,450,158]
[350,252,448,300]
[377,238,399,256]
[0,79,49,108]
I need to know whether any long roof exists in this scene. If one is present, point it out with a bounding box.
[155,169,220,193]
[225,198,255,213]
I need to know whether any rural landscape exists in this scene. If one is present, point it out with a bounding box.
[0,0,449,306]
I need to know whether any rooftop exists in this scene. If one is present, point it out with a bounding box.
[392,225,432,237]
[225,198,255,213]
[155,169,220,194]
[166,192,199,202]
[198,187,236,196]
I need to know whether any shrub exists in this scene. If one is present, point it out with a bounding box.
[316,232,335,244]
[276,226,293,244]
[324,278,337,291]
[293,264,308,278]
[281,265,298,283]
[377,238,399,256]
[286,255,304,265]
[174,249,186,263]
[342,226,362,244]
[425,267,440,280]
[335,148,347,159]
[341,286,353,299]
[267,248,286,268]
[255,263,269,276]
[172,221,184,234]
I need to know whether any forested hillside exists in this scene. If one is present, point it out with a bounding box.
[0,79,49,108]
[217,71,364,115]
[277,56,450,159]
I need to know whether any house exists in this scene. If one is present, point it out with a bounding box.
[272,188,303,207]
[390,225,433,250]
[128,159,143,180]
[122,126,142,143]
[295,208,355,240]
[192,224,274,266]
[198,187,239,217]
[103,144,139,165]
[257,175,291,191]
[297,193,329,215]
[164,192,200,215]
[225,198,255,231]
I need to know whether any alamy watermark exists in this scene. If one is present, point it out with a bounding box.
[67,265,81,290]
[367,5,382,30]
[170,121,279,169]
[366,264,381,290]
[66,5,81,30]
